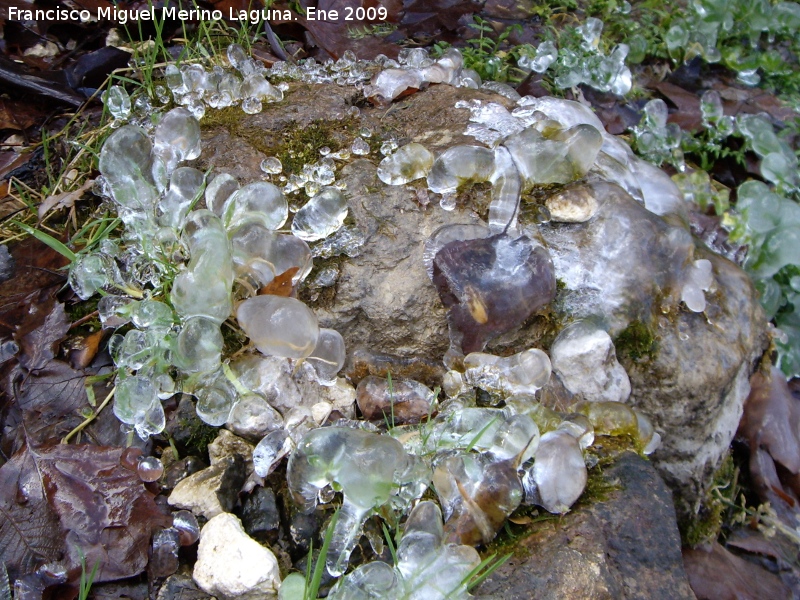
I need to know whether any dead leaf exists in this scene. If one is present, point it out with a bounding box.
[259,266,299,297]
[68,329,106,370]
[683,542,791,600]
[8,361,88,446]
[654,81,702,131]
[37,178,94,220]
[16,301,70,371]
[0,444,65,583]
[31,443,171,583]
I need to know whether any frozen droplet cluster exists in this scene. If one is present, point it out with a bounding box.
[517,18,632,95]
[75,100,351,438]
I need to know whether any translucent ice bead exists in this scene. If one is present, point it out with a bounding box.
[98,126,159,211]
[237,295,320,359]
[153,108,202,171]
[306,328,346,385]
[205,173,240,216]
[114,375,159,425]
[174,316,223,373]
[427,145,495,194]
[223,181,288,231]
[158,167,205,229]
[291,187,348,242]
[578,17,604,50]
[193,368,238,426]
[103,85,131,120]
[131,299,174,332]
[351,137,370,156]
[700,90,724,125]
[165,64,187,94]
[377,142,434,185]
[681,258,713,312]
[230,223,313,287]
[463,349,552,397]
[523,429,586,513]
[532,40,558,73]
[69,253,116,300]
[260,157,283,175]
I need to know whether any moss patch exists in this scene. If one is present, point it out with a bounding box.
[614,319,657,362]
[680,453,735,547]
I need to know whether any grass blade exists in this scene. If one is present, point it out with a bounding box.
[12,221,76,262]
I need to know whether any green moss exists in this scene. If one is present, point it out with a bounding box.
[181,417,219,459]
[614,320,657,362]
[680,453,735,547]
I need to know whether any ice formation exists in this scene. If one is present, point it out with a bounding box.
[79,44,680,595]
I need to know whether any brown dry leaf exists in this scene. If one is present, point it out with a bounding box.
[738,366,800,523]
[0,149,32,180]
[31,443,171,583]
[654,81,702,131]
[683,542,791,600]
[16,300,70,371]
[0,99,44,131]
[259,266,299,297]
[68,329,106,370]
[37,178,94,220]
[0,443,65,583]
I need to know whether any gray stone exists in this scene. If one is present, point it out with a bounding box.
[550,321,631,403]
[475,453,696,600]
[195,81,766,517]
[168,454,246,519]
[194,512,281,599]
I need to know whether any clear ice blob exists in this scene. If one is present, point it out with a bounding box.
[463,349,551,397]
[287,427,427,575]
[205,173,240,217]
[291,187,348,242]
[153,108,201,171]
[356,376,437,425]
[69,253,116,300]
[173,510,200,546]
[306,328,346,385]
[137,456,163,482]
[103,85,131,120]
[522,429,587,513]
[237,295,320,359]
[223,181,288,231]
[427,146,495,194]
[174,316,223,373]
[98,126,159,212]
[376,142,434,185]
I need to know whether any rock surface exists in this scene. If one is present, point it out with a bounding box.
[195,82,767,517]
[168,454,246,519]
[194,512,281,599]
[475,452,696,600]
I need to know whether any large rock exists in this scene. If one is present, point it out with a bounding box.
[194,512,281,599]
[195,82,766,518]
[474,453,696,600]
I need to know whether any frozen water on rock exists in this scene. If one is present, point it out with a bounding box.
[550,321,631,403]
[291,186,348,241]
[227,393,284,441]
[427,146,495,194]
[173,316,223,373]
[253,429,292,477]
[463,349,552,397]
[173,510,200,546]
[377,143,434,185]
[575,401,660,454]
[223,181,288,231]
[481,81,521,101]
[204,173,239,216]
[681,258,714,312]
[504,123,603,186]
[137,456,163,482]
[356,376,437,425]
[367,69,423,101]
[171,211,233,323]
[153,108,201,173]
[306,328,346,385]
[522,429,587,513]
[231,223,313,288]
[434,452,523,545]
[351,137,370,156]
[237,295,319,359]
[287,427,428,575]
[423,223,492,279]
[488,146,522,232]
[192,367,238,426]
[260,156,283,175]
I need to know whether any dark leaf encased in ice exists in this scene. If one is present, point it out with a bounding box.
[432,233,556,353]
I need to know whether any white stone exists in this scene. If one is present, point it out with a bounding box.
[550,321,631,403]
[194,513,281,598]
[168,462,230,519]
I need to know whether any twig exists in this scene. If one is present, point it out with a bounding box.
[61,385,116,444]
